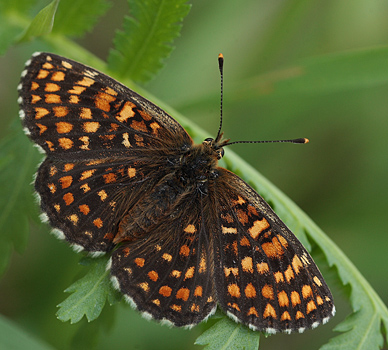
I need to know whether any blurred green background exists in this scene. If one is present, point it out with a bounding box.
[1,0,388,349]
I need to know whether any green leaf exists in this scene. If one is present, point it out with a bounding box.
[108,0,191,82]
[0,123,41,275]
[56,255,121,323]
[0,0,31,54]
[52,0,111,37]
[195,318,260,350]
[17,0,60,42]
[0,314,55,350]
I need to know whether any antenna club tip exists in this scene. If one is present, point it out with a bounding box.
[293,137,309,144]
[218,53,224,59]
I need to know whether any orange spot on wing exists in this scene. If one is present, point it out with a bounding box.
[278,290,289,307]
[95,91,116,112]
[248,218,270,239]
[224,267,239,277]
[263,304,277,319]
[59,176,72,189]
[45,83,60,92]
[64,163,74,171]
[262,284,274,300]
[227,283,241,298]
[93,218,103,228]
[184,224,196,234]
[247,307,259,317]
[51,71,65,81]
[257,262,269,274]
[184,266,195,280]
[103,173,117,184]
[159,285,172,297]
[179,244,190,257]
[37,69,49,79]
[79,204,90,215]
[83,122,100,133]
[31,95,41,103]
[135,258,145,267]
[138,282,149,292]
[170,304,181,312]
[281,311,291,321]
[56,121,73,133]
[58,137,73,150]
[80,107,92,119]
[244,283,257,298]
[284,265,294,282]
[130,119,147,132]
[306,300,317,314]
[127,167,136,178]
[76,76,95,87]
[241,256,253,273]
[53,106,68,117]
[80,169,96,180]
[302,285,313,299]
[176,288,190,301]
[63,193,74,205]
[194,286,203,297]
[148,270,158,281]
[98,190,108,201]
[116,101,135,122]
[36,123,47,134]
[162,253,172,262]
[35,107,49,119]
[291,291,301,306]
[236,209,248,225]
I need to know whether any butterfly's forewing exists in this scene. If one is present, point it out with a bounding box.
[110,191,217,327]
[19,53,192,252]
[212,168,335,333]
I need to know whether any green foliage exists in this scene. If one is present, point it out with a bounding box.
[57,256,121,323]
[17,0,59,42]
[1,0,388,349]
[108,0,191,82]
[195,317,260,350]
[52,0,111,37]
[0,123,41,274]
[0,314,55,350]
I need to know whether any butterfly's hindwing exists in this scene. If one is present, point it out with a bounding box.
[110,192,217,327]
[212,169,335,333]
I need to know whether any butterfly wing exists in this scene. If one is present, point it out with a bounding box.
[211,168,335,333]
[110,192,217,327]
[19,52,192,252]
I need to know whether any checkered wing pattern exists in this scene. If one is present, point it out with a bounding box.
[19,52,335,333]
[110,194,217,327]
[212,169,335,333]
[19,52,192,252]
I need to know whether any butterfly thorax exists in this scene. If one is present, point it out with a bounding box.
[177,141,221,189]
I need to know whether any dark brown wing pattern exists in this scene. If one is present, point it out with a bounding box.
[19,52,192,252]
[211,168,335,333]
[19,52,334,334]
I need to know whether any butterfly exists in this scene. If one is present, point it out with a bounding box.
[18,52,334,334]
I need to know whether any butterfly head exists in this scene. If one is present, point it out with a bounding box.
[202,132,230,160]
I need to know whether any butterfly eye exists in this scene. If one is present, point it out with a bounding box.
[217,148,224,159]
[203,138,214,145]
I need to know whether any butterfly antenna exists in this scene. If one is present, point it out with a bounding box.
[215,53,224,143]
[214,54,308,147]
[225,138,309,146]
